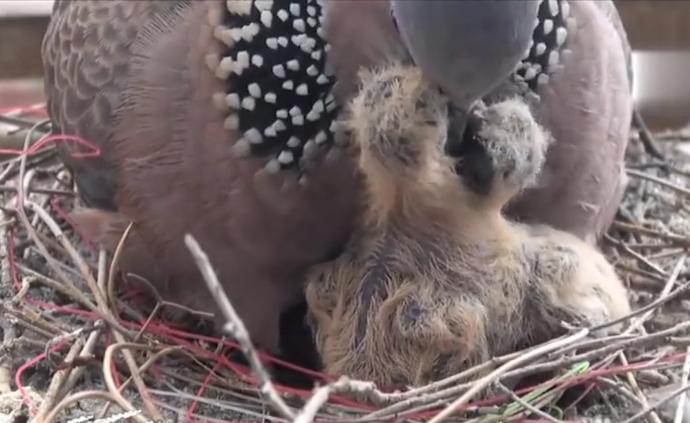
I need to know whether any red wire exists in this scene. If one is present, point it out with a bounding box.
[0,133,101,158]
[0,103,47,116]
[187,354,224,421]
[14,341,67,416]
[50,197,97,250]
[12,225,690,420]
[12,247,690,419]
[6,103,683,419]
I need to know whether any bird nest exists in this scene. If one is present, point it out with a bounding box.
[1,104,690,423]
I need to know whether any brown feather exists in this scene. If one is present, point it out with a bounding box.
[305,65,631,386]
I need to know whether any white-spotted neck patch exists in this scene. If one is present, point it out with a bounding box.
[212,0,338,174]
[513,0,574,94]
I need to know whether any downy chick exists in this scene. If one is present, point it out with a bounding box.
[304,63,631,387]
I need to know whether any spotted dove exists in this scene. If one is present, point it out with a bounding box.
[41,0,632,352]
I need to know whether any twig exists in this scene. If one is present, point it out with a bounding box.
[150,389,286,421]
[4,305,64,337]
[34,337,86,421]
[0,185,74,196]
[125,272,214,341]
[616,263,667,283]
[649,248,686,261]
[427,329,589,423]
[627,168,690,198]
[98,249,162,422]
[42,390,135,423]
[606,234,668,276]
[675,346,690,423]
[493,381,562,423]
[607,251,685,418]
[618,352,663,423]
[501,320,690,383]
[23,199,130,335]
[633,108,665,160]
[623,383,690,423]
[107,222,134,311]
[98,346,184,420]
[610,221,690,248]
[371,348,528,407]
[590,273,689,333]
[14,263,99,311]
[364,333,629,420]
[102,342,159,423]
[597,377,645,407]
[294,376,379,423]
[58,326,104,399]
[184,233,296,420]
[626,169,690,197]
[626,255,686,333]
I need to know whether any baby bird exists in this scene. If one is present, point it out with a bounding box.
[304,64,631,387]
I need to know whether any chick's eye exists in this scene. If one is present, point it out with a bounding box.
[400,301,426,328]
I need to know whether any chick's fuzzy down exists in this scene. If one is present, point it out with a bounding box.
[305,64,631,387]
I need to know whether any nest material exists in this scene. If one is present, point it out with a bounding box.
[1,106,690,423]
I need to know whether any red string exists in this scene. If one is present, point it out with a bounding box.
[0,133,101,159]
[2,105,354,415]
[14,341,67,416]
[0,102,100,158]
[4,116,682,419]
[0,104,97,159]
[10,216,690,419]
[50,197,97,250]
[187,354,224,421]
[0,103,47,117]
[11,230,689,419]
[0,103,47,116]
[13,279,690,420]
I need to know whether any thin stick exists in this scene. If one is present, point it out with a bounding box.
[632,108,665,160]
[102,342,158,423]
[294,376,379,423]
[33,337,86,421]
[623,383,690,423]
[24,200,130,334]
[627,168,690,198]
[610,221,690,248]
[427,329,589,423]
[590,277,689,333]
[16,120,48,209]
[618,352,663,423]
[98,249,162,422]
[674,347,690,423]
[606,234,667,276]
[370,348,529,407]
[58,326,103,399]
[494,381,563,423]
[597,377,645,407]
[0,185,74,196]
[184,234,296,420]
[98,346,183,419]
[107,222,134,311]
[626,255,686,333]
[500,320,690,384]
[42,390,136,423]
[150,390,287,422]
[14,264,101,317]
[611,256,686,423]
